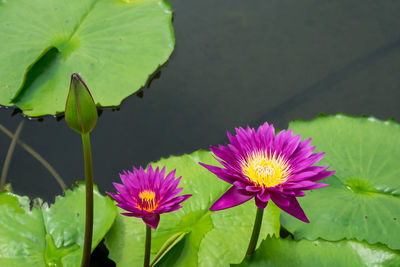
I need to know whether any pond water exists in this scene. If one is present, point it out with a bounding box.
[1,0,400,203]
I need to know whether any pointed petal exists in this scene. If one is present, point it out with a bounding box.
[162,194,192,207]
[282,133,301,158]
[211,145,236,164]
[233,181,251,189]
[210,186,254,211]
[142,214,160,229]
[158,204,183,213]
[121,212,143,218]
[288,171,320,182]
[107,192,124,203]
[256,121,275,150]
[284,181,318,189]
[198,163,237,184]
[308,170,335,182]
[292,152,325,173]
[270,192,290,207]
[299,183,329,190]
[274,195,309,223]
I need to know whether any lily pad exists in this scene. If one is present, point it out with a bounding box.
[281,114,400,249]
[0,0,174,116]
[0,183,117,266]
[105,150,281,267]
[237,236,400,267]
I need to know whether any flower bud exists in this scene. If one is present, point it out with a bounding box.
[65,73,98,134]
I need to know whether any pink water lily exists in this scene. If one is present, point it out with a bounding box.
[109,164,191,229]
[200,122,334,222]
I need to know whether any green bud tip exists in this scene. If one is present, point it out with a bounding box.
[65,73,98,134]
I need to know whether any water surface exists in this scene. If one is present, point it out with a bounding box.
[1,0,400,202]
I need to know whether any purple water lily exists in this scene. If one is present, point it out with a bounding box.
[109,164,191,229]
[200,122,334,223]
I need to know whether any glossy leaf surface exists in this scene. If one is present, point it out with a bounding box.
[0,0,174,116]
[0,183,117,266]
[238,236,400,267]
[281,115,400,249]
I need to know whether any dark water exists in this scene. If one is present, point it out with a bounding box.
[1,0,400,202]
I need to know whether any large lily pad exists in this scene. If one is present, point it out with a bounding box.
[105,150,281,267]
[237,236,400,267]
[0,0,174,116]
[281,115,400,249]
[0,183,117,266]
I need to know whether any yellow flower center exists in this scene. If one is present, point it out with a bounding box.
[137,190,158,212]
[241,151,291,188]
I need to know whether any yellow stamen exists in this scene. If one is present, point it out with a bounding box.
[138,190,158,212]
[242,151,291,188]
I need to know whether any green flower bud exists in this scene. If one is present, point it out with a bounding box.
[65,73,98,134]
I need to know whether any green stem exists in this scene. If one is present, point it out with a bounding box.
[0,123,66,190]
[144,225,151,267]
[246,207,264,256]
[0,120,24,191]
[80,133,94,267]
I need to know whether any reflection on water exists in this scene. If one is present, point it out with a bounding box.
[1,0,400,202]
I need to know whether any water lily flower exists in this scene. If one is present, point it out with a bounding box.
[200,122,335,223]
[109,164,191,229]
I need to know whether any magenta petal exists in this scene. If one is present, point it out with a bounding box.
[299,183,329,190]
[121,212,144,218]
[288,171,319,182]
[257,189,270,202]
[246,185,262,192]
[255,197,268,209]
[275,195,309,223]
[282,133,301,158]
[162,194,192,207]
[158,204,182,213]
[294,191,306,197]
[270,192,290,207]
[210,186,254,211]
[107,192,123,203]
[308,170,336,182]
[293,152,325,173]
[199,163,236,184]
[233,181,249,189]
[255,190,270,209]
[284,181,317,189]
[116,203,143,214]
[110,164,191,220]
[142,214,160,229]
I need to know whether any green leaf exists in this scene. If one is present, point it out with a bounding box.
[0,0,174,116]
[237,236,400,267]
[0,183,117,266]
[65,73,97,134]
[281,114,400,250]
[105,150,281,267]
[151,232,186,266]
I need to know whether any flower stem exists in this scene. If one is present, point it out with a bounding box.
[246,207,264,256]
[144,225,151,267]
[0,123,66,190]
[0,120,24,191]
[80,133,94,267]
